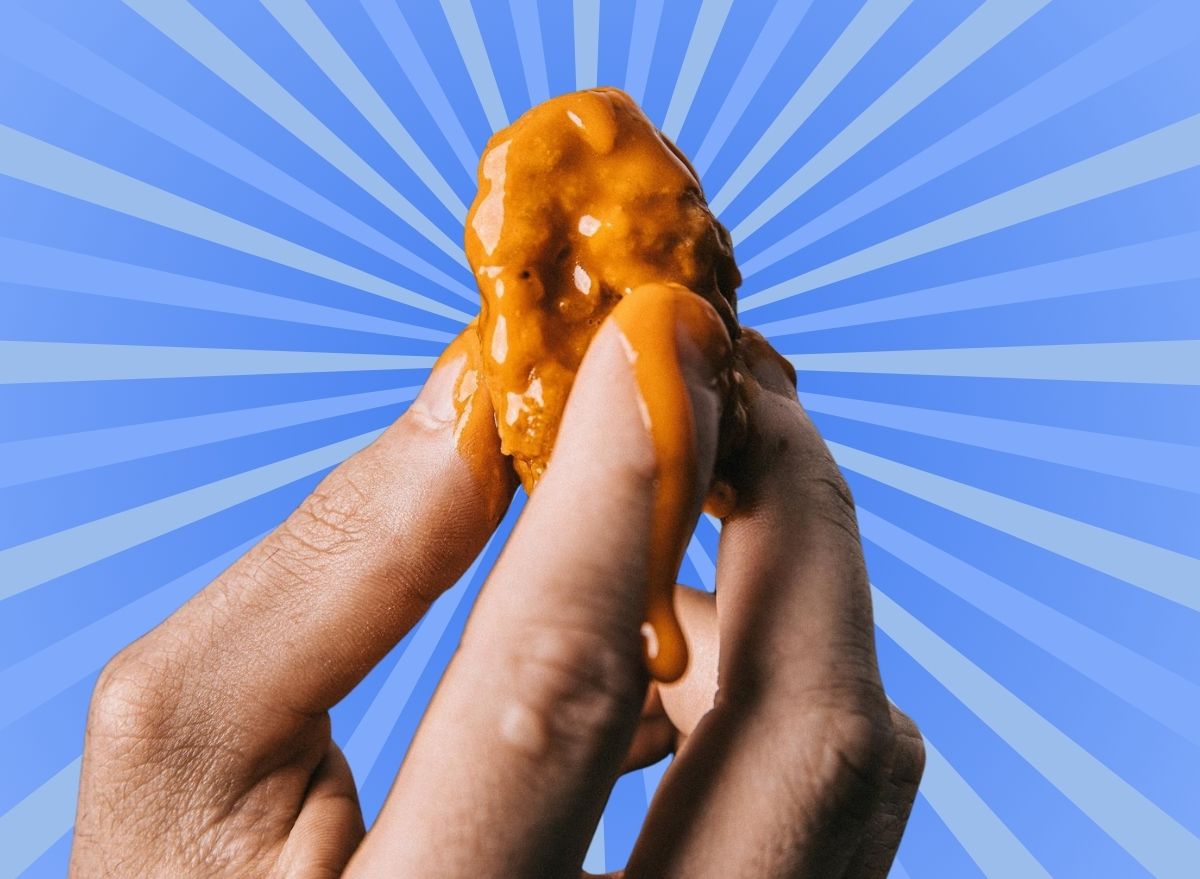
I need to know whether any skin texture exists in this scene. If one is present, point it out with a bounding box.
[71,311,923,877]
[72,88,922,879]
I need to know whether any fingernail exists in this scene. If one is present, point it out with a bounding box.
[410,354,464,426]
[409,329,483,430]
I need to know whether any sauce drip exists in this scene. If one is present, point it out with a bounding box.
[613,283,730,681]
[463,88,744,681]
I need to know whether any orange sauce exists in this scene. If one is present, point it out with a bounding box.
[611,283,731,680]
[462,88,744,681]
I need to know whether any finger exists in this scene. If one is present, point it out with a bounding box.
[635,612,924,879]
[122,327,515,727]
[842,706,925,879]
[628,334,893,878]
[620,686,675,774]
[656,585,719,738]
[717,332,882,701]
[274,742,365,878]
[348,285,731,878]
[621,584,720,772]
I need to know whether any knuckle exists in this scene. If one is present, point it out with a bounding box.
[773,692,893,815]
[88,643,185,747]
[889,706,927,789]
[505,624,644,748]
[820,706,892,794]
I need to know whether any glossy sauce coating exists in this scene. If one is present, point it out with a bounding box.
[463,88,744,681]
[612,283,731,680]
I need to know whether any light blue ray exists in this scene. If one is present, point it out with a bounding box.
[0,538,260,730]
[0,341,433,384]
[0,124,471,322]
[691,0,816,174]
[438,0,509,132]
[802,392,1200,493]
[860,509,1200,742]
[508,0,550,104]
[742,112,1200,310]
[573,0,600,90]
[642,754,671,802]
[733,0,1053,241]
[742,0,1197,277]
[0,430,382,600]
[0,757,80,879]
[685,533,716,591]
[873,586,1200,879]
[755,231,1200,336]
[121,0,467,265]
[659,0,735,139]
[583,817,606,874]
[0,238,452,341]
[919,735,1053,879]
[786,341,1200,385]
[345,552,484,781]
[0,386,419,489]
[623,0,665,105]
[708,0,912,216]
[357,0,478,176]
[830,442,1200,612]
[0,5,476,300]
[260,0,467,219]
[890,859,911,879]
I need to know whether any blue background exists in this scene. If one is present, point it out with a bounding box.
[1,0,1198,876]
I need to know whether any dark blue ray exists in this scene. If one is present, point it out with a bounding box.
[0,474,319,667]
[754,231,1200,337]
[868,547,1200,823]
[852,476,1200,681]
[0,238,450,340]
[0,386,416,489]
[2,1,1198,872]
[603,770,648,870]
[18,0,474,281]
[25,830,71,879]
[351,0,479,178]
[0,408,392,548]
[743,164,1200,328]
[0,4,476,301]
[0,538,259,730]
[737,48,1200,295]
[0,678,93,816]
[876,630,1164,879]
[351,497,522,824]
[802,389,1200,493]
[742,0,1195,279]
[0,283,449,351]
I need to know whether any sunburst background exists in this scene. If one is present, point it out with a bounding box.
[1,0,1198,876]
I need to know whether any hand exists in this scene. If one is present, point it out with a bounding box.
[71,295,922,878]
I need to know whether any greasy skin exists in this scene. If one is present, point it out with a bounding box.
[463,87,750,681]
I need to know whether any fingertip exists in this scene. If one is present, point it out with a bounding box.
[401,326,517,523]
[736,328,797,400]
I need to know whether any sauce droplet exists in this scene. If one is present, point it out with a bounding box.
[613,283,730,682]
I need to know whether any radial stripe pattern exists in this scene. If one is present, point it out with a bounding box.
[1,1,1197,877]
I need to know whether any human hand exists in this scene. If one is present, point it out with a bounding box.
[71,293,922,878]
